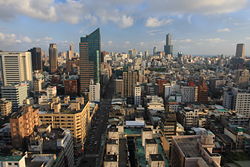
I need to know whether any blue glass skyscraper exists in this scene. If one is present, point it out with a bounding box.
[79,28,100,92]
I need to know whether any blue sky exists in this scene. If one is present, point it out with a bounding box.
[0,0,250,55]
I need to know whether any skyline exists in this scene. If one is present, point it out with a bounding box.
[0,0,250,55]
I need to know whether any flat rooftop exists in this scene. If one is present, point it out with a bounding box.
[150,154,164,161]
[174,136,201,157]
[104,155,117,162]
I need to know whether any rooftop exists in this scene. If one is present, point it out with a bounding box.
[104,154,117,162]
[0,156,23,162]
[174,136,201,157]
[150,154,164,161]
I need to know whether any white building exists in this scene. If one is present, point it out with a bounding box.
[89,81,100,102]
[0,52,33,86]
[0,155,26,167]
[46,86,57,100]
[1,83,28,111]
[134,86,141,106]
[181,86,197,103]
[235,92,250,117]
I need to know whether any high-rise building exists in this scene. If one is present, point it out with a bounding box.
[39,101,90,150]
[10,105,40,148]
[64,79,78,96]
[79,28,100,92]
[1,83,28,111]
[49,43,58,73]
[164,34,173,55]
[235,69,249,89]
[0,98,12,116]
[89,80,100,102]
[181,86,198,103]
[67,44,74,61]
[46,86,57,100]
[198,81,208,104]
[134,85,141,106]
[0,51,33,86]
[123,71,138,97]
[171,134,221,167]
[235,43,246,59]
[28,47,43,71]
[235,92,250,117]
[153,47,157,55]
[114,79,124,97]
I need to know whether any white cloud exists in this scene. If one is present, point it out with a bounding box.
[147,0,247,15]
[217,28,231,32]
[202,38,225,43]
[108,41,113,45]
[145,17,173,27]
[179,39,192,43]
[22,36,32,43]
[124,41,130,45]
[245,37,250,40]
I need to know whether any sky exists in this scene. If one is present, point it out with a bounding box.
[0,0,250,56]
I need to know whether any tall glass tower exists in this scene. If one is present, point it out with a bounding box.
[164,33,173,55]
[79,28,100,93]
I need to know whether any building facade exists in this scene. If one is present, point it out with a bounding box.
[79,28,100,92]
[49,43,58,73]
[10,105,40,148]
[28,47,43,71]
[0,51,33,86]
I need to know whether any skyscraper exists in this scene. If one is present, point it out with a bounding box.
[67,44,74,61]
[0,51,33,86]
[235,43,246,59]
[164,33,173,55]
[49,43,58,73]
[28,47,43,71]
[79,28,100,92]
[123,71,138,97]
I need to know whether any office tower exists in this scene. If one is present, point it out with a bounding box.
[89,80,100,102]
[160,112,177,137]
[198,81,208,104]
[10,105,39,148]
[181,86,198,103]
[46,86,57,100]
[114,79,124,97]
[171,134,221,167]
[64,79,78,95]
[134,85,141,106]
[1,83,28,111]
[79,28,100,92]
[0,98,12,116]
[235,92,250,117]
[128,48,137,58]
[235,43,246,59]
[39,101,90,150]
[49,43,58,73]
[123,71,138,97]
[0,51,33,86]
[33,78,43,92]
[28,47,43,71]
[153,46,157,55]
[156,79,167,96]
[235,69,249,89]
[67,44,74,61]
[164,33,173,55]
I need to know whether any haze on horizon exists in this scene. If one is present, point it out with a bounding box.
[0,0,250,55]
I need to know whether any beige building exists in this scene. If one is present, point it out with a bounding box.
[0,98,12,116]
[149,154,165,167]
[114,79,124,97]
[123,71,138,97]
[10,105,40,148]
[171,134,221,167]
[0,51,33,86]
[104,155,118,167]
[39,100,90,149]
